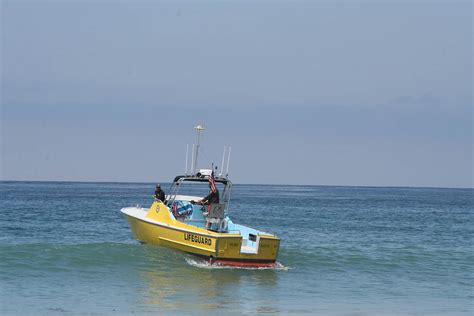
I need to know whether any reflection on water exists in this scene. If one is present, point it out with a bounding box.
[135,245,281,313]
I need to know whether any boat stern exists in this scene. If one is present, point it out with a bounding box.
[212,234,280,267]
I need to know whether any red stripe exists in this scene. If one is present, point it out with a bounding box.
[211,259,276,268]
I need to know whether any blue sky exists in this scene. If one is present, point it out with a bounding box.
[1,1,472,187]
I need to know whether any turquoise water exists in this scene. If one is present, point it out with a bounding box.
[1,181,473,315]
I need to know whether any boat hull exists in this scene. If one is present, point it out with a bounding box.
[126,214,217,257]
[122,202,280,265]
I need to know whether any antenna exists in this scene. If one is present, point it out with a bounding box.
[191,144,195,175]
[220,146,227,177]
[185,144,189,175]
[193,124,205,173]
[225,146,232,177]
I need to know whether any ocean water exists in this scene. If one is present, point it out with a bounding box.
[0,181,472,315]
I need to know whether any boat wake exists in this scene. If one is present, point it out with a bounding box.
[184,257,291,270]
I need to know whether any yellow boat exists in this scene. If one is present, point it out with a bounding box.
[121,126,280,267]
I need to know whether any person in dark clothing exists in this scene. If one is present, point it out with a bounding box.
[154,184,166,202]
[202,186,219,204]
[199,183,220,230]
[193,183,219,205]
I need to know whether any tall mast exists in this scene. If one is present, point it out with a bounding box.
[193,124,205,174]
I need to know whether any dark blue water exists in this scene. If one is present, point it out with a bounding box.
[1,181,473,315]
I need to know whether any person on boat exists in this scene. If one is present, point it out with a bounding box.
[200,183,219,205]
[192,174,219,205]
[154,184,166,202]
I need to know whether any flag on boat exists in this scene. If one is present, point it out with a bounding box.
[209,171,217,193]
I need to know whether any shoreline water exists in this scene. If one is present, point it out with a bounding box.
[1,182,472,315]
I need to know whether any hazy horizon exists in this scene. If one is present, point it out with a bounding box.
[1,179,473,190]
[1,1,472,188]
